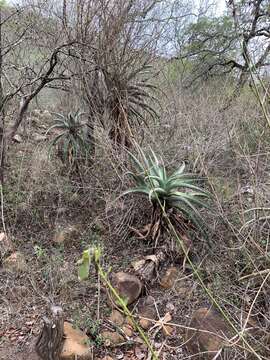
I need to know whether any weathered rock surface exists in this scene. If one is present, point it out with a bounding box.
[111,272,142,305]
[3,252,27,273]
[185,307,231,359]
[61,322,92,360]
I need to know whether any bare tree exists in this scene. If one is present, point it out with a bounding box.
[0,1,76,182]
[173,0,270,93]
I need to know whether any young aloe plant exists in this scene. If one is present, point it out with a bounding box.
[122,148,211,242]
[47,110,91,168]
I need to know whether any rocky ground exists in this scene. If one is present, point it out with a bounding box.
[0,225,236,360]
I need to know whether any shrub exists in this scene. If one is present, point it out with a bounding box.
[47,110,92,169]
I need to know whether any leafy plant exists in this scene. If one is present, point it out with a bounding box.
[47,110,92,168]
[121,148,211,246]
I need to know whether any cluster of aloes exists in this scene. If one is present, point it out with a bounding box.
[121,148,212,244]
[47,110,92,169]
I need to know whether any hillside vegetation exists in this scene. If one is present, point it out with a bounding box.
[0,1,270,359]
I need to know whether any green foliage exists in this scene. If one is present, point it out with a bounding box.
[0,0,6,8]
[47,110,91,167]
[77,247,101,281]
[122,148,211,235]
[180,15,237,81]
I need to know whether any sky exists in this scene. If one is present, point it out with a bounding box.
[216,0,227,15]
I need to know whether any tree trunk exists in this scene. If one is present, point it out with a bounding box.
[35,305,64,360]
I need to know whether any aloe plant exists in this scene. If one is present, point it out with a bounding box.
[122,148,211,243]
[47,110,92,168]
[105,64,159,147]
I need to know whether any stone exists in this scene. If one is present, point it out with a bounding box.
[160,267,179,289]
[61,322,92,360]
[138,296,157,330]
[101,331,125,347]
[0,232,13,258]
[185,307,231,359]
[111,272,142,305]
[101,357,114,360]
[3,252,27,273]
[53,225,80,245]
[109,310,125,326]
[122,324,133,337]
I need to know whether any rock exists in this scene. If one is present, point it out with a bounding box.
[101,357,114,360]
[53,225,80,245]
[101,331,125,347]
[61,322,92,360]
[3,252,27,273]
[122,324,133,337]
[138,296,157,330]
[109,310,125,326]
[111,272,142,305]
[13,134,23,143]
[0,232,13,258]
[160,267,179,289]
[185,307,231,359]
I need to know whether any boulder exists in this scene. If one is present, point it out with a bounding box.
[111,272,142,305]
[61,322,93,360]
[160,267,180,289]
[185,307,231,359]
[3,252,27,273]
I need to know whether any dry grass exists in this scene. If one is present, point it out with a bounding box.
[1,73,270,359]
